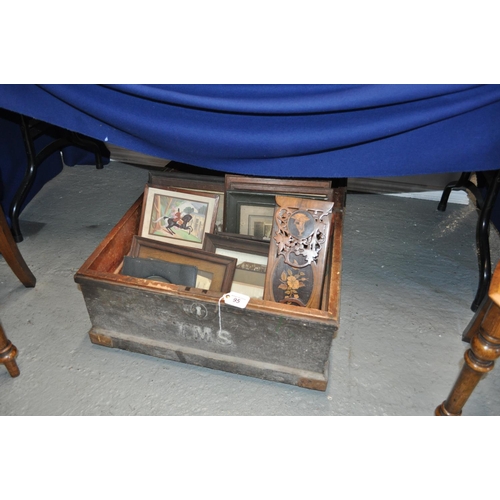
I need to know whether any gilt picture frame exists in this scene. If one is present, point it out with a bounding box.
[139,185,219,249]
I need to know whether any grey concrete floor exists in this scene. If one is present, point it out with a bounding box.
[1,161,500,416]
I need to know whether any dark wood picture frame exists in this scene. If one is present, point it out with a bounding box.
[224,175,335,237]
[128,236,236,293]
[203,232,270,299]
[224,174,334,199]
[203,232,270,257]
[149,170,225,193]
[139,185,219,249]
[224,191,276,237]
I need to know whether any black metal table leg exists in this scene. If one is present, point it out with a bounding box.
[8,115,107,242]
[472,169,500,311]
[437,172,484,212]
[9,115,38,243]
[69,131,104,169]
[438,169,500,312]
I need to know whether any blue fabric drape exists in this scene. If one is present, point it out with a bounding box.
[0,108,108,224]
[1,84,499,178]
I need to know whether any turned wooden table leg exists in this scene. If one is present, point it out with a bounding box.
[436,296,500,416]
[0,205,36,287]
[0,323,20,377]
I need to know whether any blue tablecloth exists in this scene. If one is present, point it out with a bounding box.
[2,84,500,178]
[1,84,500,223]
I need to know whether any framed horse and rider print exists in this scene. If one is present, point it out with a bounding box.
[139,185,219,249]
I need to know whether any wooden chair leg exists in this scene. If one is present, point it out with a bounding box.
[462,295,491,343]
[0,204,36,287]
[436,292,500,416]
[0,323,20,377]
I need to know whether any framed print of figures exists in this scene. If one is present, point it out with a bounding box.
[263,196,334,309]
[139,186,219,249]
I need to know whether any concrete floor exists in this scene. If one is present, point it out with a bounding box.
[1,161,500,416]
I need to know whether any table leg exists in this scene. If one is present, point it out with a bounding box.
[437,170,500,312]
[471,170,500,311]
[435,299,500,415]
[0,323,20,378]
[9,114,106,242]
[0,205,36,287]
[437,172,483,212]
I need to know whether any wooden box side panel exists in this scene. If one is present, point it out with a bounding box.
[325,186,345,322]
[78,278,335,375]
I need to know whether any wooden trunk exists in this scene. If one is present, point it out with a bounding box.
[74,188,345,391]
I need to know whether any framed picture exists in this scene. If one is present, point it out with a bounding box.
[224,174,334,200]
[224,191,276,238]
[224,177,335,238]
[203,233,269,299]
[139,185,219,249]
[148,170,225,233]
[129,236,236,292]
[149,169,225,193]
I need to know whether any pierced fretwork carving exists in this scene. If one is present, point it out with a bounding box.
[264,196,334,309]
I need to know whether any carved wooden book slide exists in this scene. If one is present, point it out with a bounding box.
[263,196,334,309]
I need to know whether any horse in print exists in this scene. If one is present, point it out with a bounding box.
[154,213,193,236]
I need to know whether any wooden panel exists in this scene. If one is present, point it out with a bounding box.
[78,281,334,388]
[263,196,334,309]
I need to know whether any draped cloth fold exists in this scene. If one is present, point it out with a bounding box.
[1,84,500,178]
